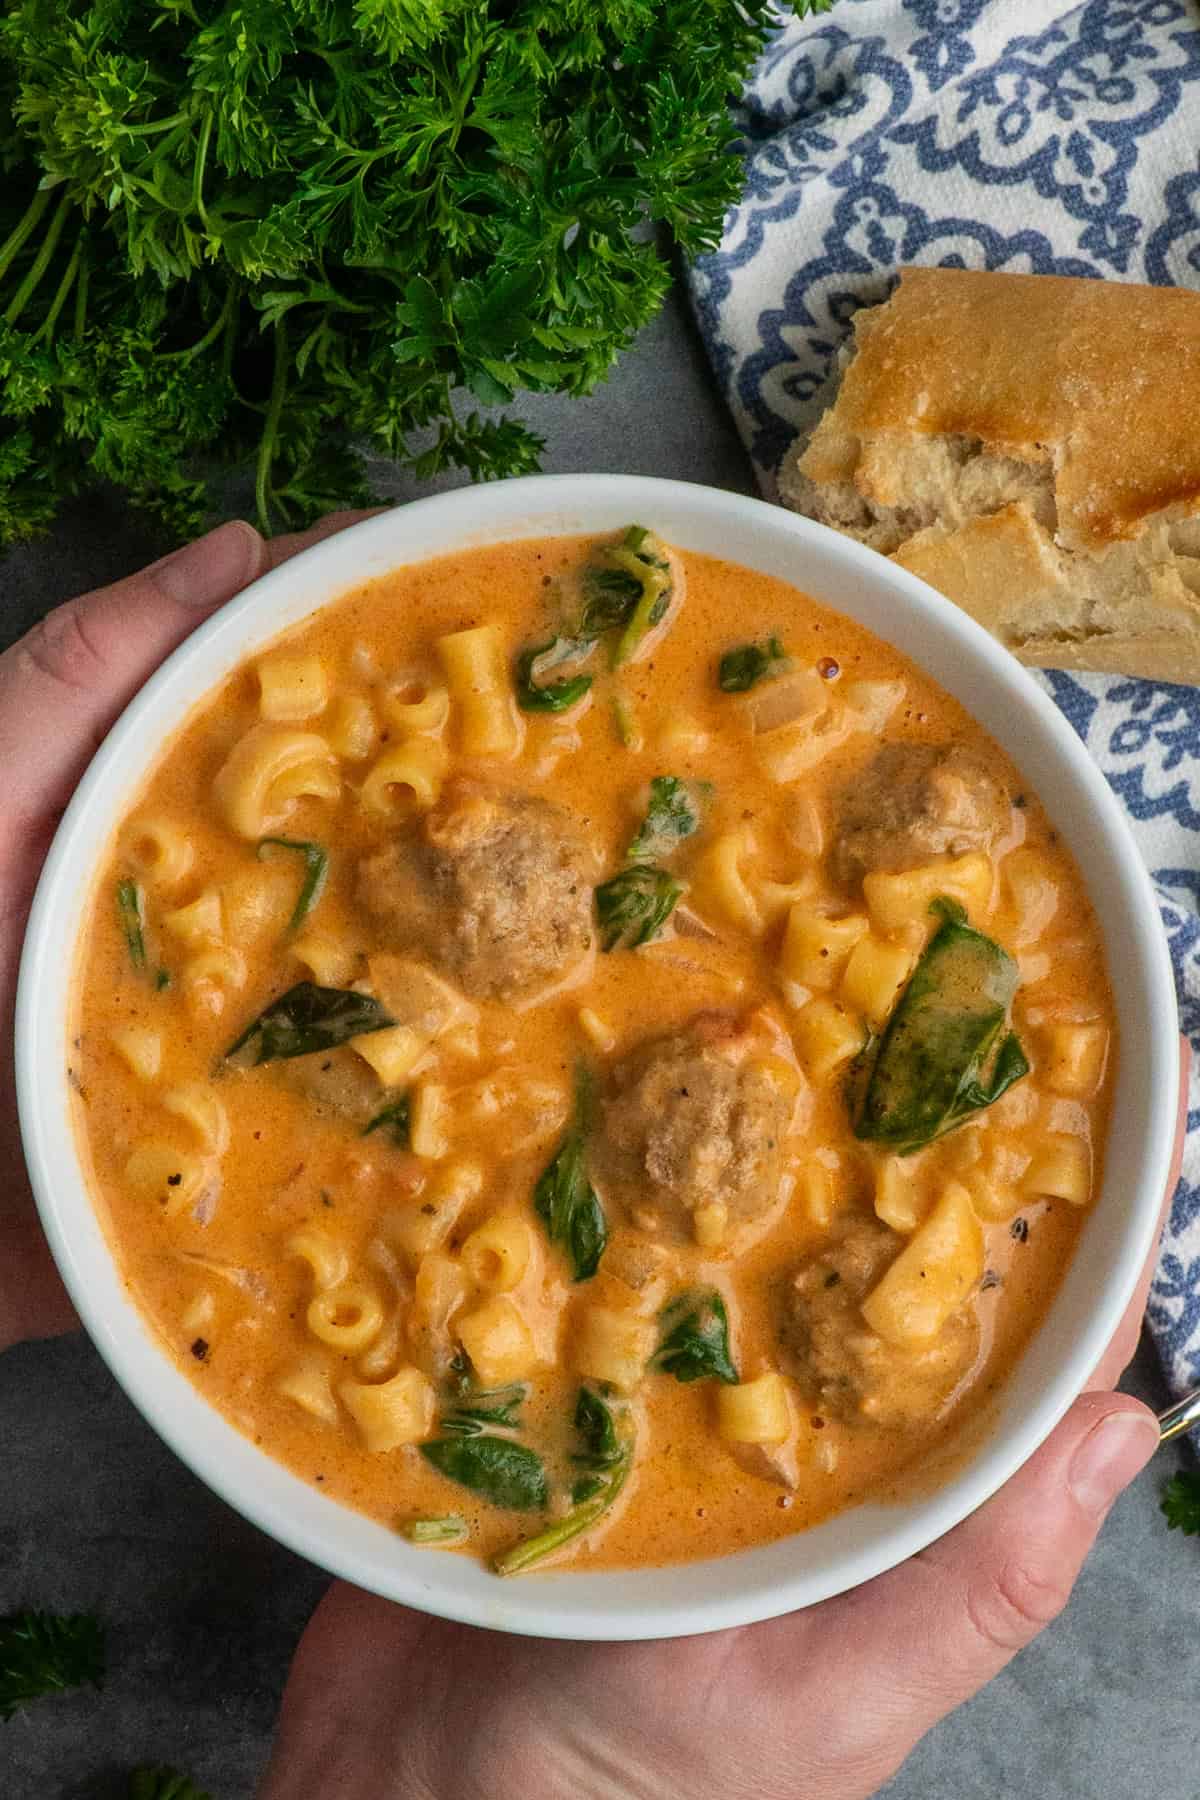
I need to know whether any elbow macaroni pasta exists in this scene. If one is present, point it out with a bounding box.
[214,725,340,839]
[436,625,521,759]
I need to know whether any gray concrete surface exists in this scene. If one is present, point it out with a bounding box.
[2,288,1196,1798]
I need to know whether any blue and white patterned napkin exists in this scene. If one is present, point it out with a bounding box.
[686,0,1200,1398]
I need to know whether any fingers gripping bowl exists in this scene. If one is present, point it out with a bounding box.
[17,477,1176,1640]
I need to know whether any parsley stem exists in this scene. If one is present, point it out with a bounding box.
[31,236,82,347]
[165,283,236,363]
[255,319,289,533]
[0,186,52,286]
[4,190,72,328]
[192,108,213,229]
[72,247,89,340]
[119,109,190,138]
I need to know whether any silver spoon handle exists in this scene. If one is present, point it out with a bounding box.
[1158,1387,1200,1444]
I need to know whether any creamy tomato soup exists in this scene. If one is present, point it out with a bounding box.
[71,528,1114,1574]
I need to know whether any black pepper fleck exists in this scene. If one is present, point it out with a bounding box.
[190,1338,209,1361]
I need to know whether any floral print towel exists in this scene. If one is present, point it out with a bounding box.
[687,0,1200,1397]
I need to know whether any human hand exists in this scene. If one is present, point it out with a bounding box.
[0,512,377,1353]
[260,1049,1188,1800]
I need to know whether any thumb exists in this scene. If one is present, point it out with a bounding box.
[798,1391,1159,1776]
[0,519,266,835]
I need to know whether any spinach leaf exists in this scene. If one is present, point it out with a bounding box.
[627,776,705,863]
[515,527,674,709]
[441,1385,527,1437]
[362,1095,411,1147]
[515,637,594,713]
[533,1068,606,1281]
[655,1291,738,1385]
[421,1436,548,1512]
[573,1385,625,1473]
[493,1387,634,1576]
[718,636,791,693]
[226,982,394,1066]
[607,528,675,667]
[852,899,1030,1154]
[116,879,147,972]
[595,864,684,951]
[257,837,329,931]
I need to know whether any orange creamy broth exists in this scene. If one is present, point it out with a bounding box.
[71,533,1114,1572]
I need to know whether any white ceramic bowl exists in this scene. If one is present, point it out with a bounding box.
[17,474,1177,1641]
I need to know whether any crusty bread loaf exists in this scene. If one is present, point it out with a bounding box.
[778,266,1200,681]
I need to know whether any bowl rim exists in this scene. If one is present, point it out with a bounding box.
[16,472,1178,1640]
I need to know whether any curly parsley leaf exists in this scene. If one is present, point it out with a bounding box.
[0,1610,105,1722]
[1162,1470,1200,1536]
[0,4,789,542]
[128,1771,212,1800]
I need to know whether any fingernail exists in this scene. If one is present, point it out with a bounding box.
[150,520,266,608]
[1068,1410,1158,1516]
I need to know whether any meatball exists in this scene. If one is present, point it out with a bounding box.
[832,743,1009,889]
[357,785,593,1001]
[780,1219,978,1427]
[593,1015,802,1245]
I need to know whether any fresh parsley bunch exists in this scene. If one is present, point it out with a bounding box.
[0,0,817,543]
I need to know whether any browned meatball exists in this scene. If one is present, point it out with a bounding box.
[357,785,593,1001]
[780,1219,978,1427]
[832,743,1009,889]
[593,1014,802,1245]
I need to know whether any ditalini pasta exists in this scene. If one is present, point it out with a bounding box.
[72,526,1115,1576]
